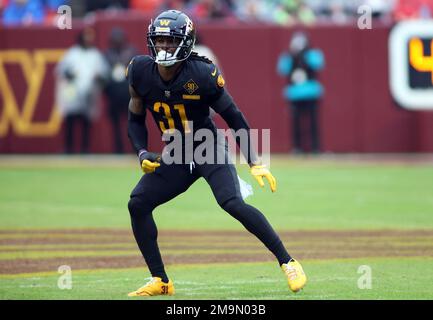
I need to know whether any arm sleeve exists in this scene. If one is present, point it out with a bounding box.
[127,110,148,154]
[216,98,260,165]
[126,56,149,154]
[277,54,293,76]
[209,89,233,114]
[206,65,259,165]
[305,49,324,71]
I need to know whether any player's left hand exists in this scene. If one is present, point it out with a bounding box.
[250,164,277,192]
[139,151,161,174]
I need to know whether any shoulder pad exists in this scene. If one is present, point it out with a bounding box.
[126,55,153,77]
[133,55,154,69]
[127,55,153,96]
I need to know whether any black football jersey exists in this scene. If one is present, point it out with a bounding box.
[127,54,229,137]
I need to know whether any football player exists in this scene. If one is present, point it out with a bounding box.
[126,10,307,297]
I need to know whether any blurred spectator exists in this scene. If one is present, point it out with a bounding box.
[0,0,9,16]
[234,0,316,25]
[45,0,67,10]
[394,0,433,20]
[334,0,396,22]
[234,0,401,25]
[364,0,396,19]
[273,0,301,25]
[103,27,138,154]
[8,0,427,27]
[277,31,324,154]
[233,0,272,22]
[297,2,316,24]
[3,0,414,26]
[2,0,45,25]
[187,0,234,20]
[55,27,110,154]
[158,0,189,12]
[129,0,163,13]
[329,0,349,24]
[85,0,129,13]
[44,0,68,23]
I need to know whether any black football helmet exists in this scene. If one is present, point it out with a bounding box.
[147,10,196,66]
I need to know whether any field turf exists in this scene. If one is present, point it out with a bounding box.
[0,155,432,300]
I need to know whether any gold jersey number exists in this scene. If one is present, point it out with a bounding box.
[153,102,191,134]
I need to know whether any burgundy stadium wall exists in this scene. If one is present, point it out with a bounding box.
[1,14,433,154]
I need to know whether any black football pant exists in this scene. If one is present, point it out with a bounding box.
[108,104,126,154]
[127,160,291,280]
[64,114,90,154]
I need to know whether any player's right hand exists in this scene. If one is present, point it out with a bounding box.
[139,151,161,174]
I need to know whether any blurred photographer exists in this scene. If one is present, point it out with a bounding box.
[104,27,137,154]
[56,27,109,154]
[277,31,325,154]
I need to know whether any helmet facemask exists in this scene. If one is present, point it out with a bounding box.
[148,35,191,67]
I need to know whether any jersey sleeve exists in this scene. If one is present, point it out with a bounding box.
[204,63,232,113]
[125,55,152,96]
[125,56,137,87]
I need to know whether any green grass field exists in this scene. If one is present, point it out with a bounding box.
[1,155,433,300]
[2,258,433,300]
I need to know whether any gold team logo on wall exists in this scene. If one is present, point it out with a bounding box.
[0,49,65,137]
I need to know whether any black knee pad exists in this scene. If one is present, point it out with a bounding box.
[128,196,153,218]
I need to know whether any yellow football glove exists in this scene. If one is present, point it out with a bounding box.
[139,151,161,174]
[141,159,160,174]
[250,164,277,192]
